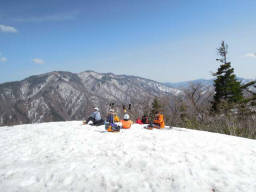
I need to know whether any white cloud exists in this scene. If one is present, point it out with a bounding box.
[0,57,7,62]
[32,58,44,64]
[0,24,17,33]
[245,53,256,57]
[0,53,7,62]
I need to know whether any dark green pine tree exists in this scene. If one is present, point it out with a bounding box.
[149,97,162,122]
[151,97,162,114]
[212,41,243,112]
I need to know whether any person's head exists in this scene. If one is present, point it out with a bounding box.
[124,114,130,120]
[94,107,99,111]
[109,109,114,114]
[155,111,159,115]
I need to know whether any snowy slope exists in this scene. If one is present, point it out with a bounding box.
[0,121,256,192]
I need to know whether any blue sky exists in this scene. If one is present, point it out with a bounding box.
[0,0,256,83]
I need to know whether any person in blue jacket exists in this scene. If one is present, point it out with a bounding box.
[105,109,120,132]
[86,107,104,126]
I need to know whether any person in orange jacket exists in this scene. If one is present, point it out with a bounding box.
[153,111,165,128]
[121,114,133,129]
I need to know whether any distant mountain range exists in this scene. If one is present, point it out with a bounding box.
[164,79,213,89]
[164,77,255,89]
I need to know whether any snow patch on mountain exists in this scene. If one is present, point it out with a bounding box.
[3,88,15,99]
[58,82,79,102]
[27,97,49,122]
[78,71,104,81]
[78,71,182,96]
[20,81,30,99]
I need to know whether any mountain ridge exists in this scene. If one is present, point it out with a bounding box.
[0,70,181,126]
[1,70,254,126]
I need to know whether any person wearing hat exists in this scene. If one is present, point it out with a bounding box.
[121,114,133,129]
[153,111,165,128]
[85,107,104,126]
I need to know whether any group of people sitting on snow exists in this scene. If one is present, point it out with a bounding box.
[135,113,165,129]
[84,107,165,132]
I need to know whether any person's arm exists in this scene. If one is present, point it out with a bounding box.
[89,112,95,118]
[158,114,164,123]
[87,112,95,122]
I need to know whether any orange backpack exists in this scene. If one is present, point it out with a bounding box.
[121,120,133,129]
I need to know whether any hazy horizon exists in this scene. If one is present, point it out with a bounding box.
[0,69,254,85]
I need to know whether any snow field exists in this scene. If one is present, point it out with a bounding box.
[0,121,256,192]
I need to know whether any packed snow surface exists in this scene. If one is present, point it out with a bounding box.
[0,121,256,192]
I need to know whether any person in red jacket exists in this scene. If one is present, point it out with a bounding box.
[141,114,149,124]
[136,117,143,124]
